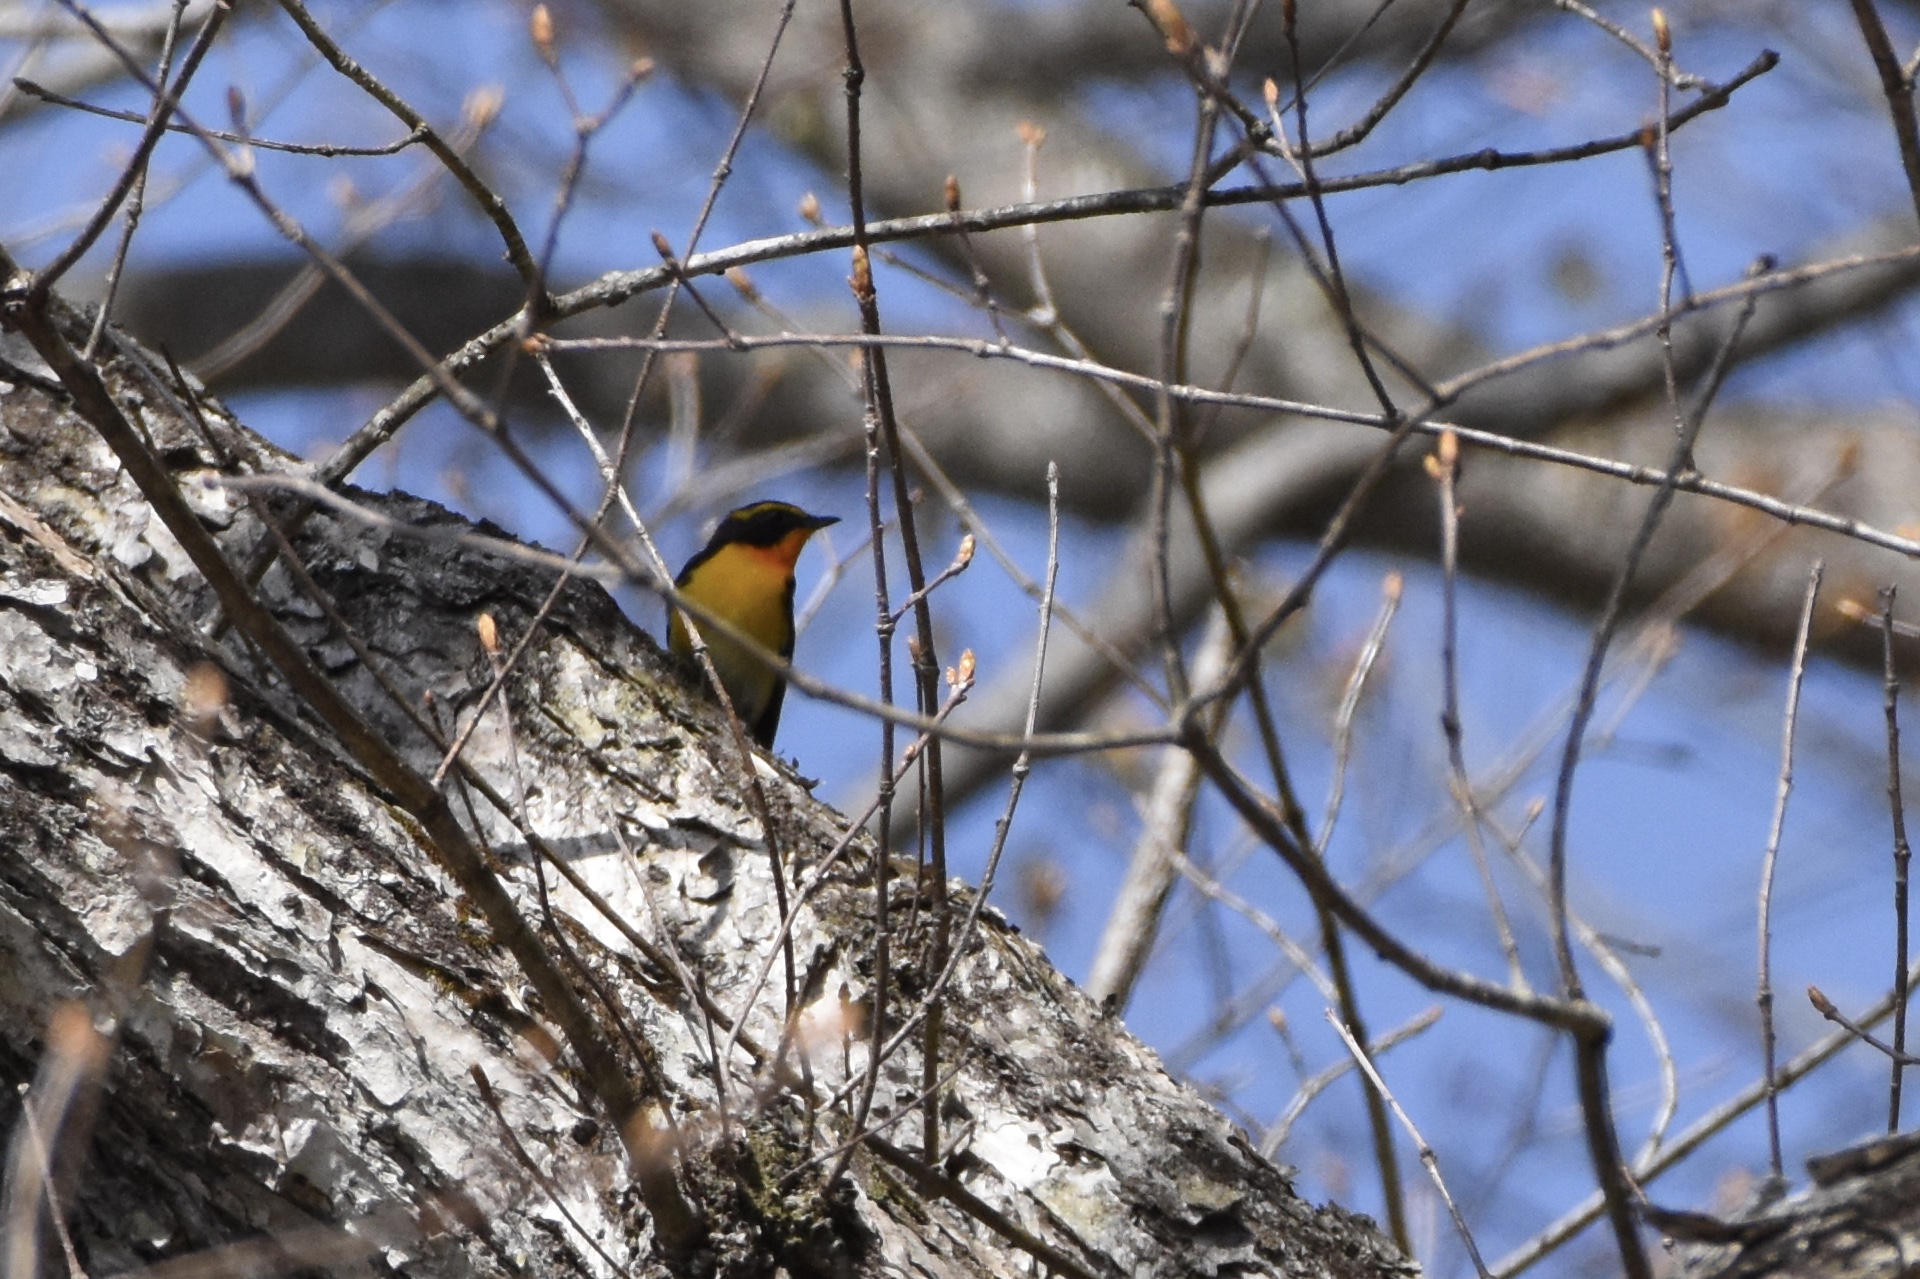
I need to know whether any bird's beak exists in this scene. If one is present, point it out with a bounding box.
[807,514,841,531]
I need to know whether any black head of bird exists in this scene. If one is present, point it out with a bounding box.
[667,501,839,747]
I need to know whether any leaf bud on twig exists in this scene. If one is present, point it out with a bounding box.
[530,5,557,65]
[1144,0,1194,55]
[463,85,505,129]
[849,246,874,301]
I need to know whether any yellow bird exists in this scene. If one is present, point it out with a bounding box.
[668,501,839,748]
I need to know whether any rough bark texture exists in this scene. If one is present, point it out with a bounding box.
[0,313,1415,1278]
[1675,1132,1920,1279]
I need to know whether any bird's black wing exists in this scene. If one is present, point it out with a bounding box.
[751,682,787,749]
[754,574,800,748]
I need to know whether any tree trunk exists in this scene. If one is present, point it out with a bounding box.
[0,305,1413,1278]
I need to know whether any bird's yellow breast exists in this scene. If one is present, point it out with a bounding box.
[669,540,797,727]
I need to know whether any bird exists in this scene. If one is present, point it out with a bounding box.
[667,500,839,748]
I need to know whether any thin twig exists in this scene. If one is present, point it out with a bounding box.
[32,0,226,298]
[194,91,497,381]
[1430,429,1527,991]
[1184,42,1430,1241]
[275,0,543,293]
[18,1102,88,1279]
[834,254,898,1189]
[473,614,662,1091]
[778,1050,976,1189]
[1146,30,1220,710]
[1262,1008,1442,1156]
[1489,806,1681,1168]
[941,173,1010,344]
[79,0,187,360]
[1549,0,1707,86]
[1326,1011,1493,1279]
[1162,839,1338,1028]
[12,78,428,154]
[1086,610,1230,1010]
[889,534,974,626]
[1808,985,1920,1065]
[1280,0,1473,159]
[1850,0,1920,227]
[1882,586,1913,1130]
[912,465,1057,1130]
[1315,571,1403,857]
[1756,563,1825,1182]
[1158,30,1396,1186]
[1647,14,1693,473]
[1190,733,1611,1036]
[471,1066,627,1275]
[864,1137,1097,1279]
